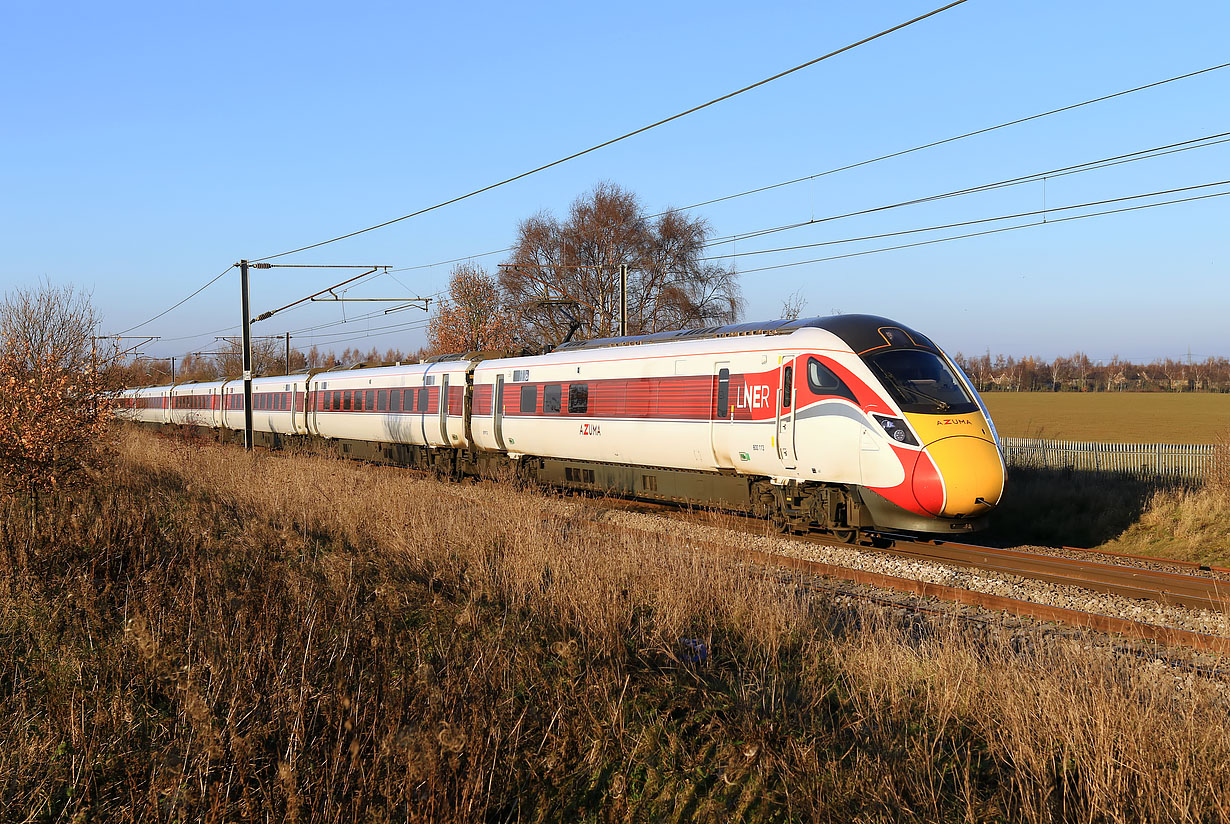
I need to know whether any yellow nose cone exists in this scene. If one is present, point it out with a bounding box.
[924,436,1004,518]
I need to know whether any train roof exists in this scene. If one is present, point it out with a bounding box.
[552,314,936,356]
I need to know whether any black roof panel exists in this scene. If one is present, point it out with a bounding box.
[552,314,935,355]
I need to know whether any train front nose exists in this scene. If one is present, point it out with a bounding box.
[913,435,1005,518]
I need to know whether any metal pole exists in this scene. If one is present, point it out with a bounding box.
[619,263,628,336]
[240,259,254,450]
[170,356,176,382]
[285,332,291,375]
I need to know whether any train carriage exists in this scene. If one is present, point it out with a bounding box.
[116,314,1006,536]
[308,359,473,449]
[168,380,223,429]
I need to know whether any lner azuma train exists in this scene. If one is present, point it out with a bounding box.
[118,314,1006,537]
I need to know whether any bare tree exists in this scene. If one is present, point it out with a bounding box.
[500,182,742,347]
[1,281,100,373]
[211,338,285,377]
[780,289,808,321]
[0,282,116,510]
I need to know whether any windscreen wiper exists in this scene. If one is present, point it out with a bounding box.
[890,377,950,411]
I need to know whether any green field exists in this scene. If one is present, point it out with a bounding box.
[980,392,1230,444]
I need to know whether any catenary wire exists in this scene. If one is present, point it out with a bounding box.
[701,132,1230,249]
[287,131,1230,340]
[191,154,1230,346]
[121,60,1230,340]
[699,179,1230,261]
[297,186,1230,348]
[378,61,1230,275]
[148,136,1226,348]
[230,68,1230,328]
[116,264,234,335]
[249,1,971,263]
[677,61,1230,217]
[734,188,1230,274]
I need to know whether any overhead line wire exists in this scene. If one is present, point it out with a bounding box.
[735,188,1230,274]
[699,179,1230,261]
[304,183,1230,345]
[376,61,1230,275]
[123,60,1230,341]
[680,61,1230,217]
[250,137,1230,342]
[146,131,1226,346]
[699,132,1230,251]
[116,264,234,335]
[249,1,971,262]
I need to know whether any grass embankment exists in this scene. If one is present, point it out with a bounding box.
[982,391,1230,443]
[4,428,1230,822]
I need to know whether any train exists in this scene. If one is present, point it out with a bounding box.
[117,314,1006,537]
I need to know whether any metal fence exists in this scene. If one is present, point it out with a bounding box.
[1000,437,1223,481]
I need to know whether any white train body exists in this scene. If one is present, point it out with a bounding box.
[117,315,1006,534]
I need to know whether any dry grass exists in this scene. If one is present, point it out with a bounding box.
[981,391,1230,443]
[1098,438,1230,564]
[3,426,1230,821]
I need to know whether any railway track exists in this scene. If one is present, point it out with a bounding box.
[589,494,1230,616]
[847,532,1230,614]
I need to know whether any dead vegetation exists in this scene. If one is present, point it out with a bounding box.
[3,426,1230,821]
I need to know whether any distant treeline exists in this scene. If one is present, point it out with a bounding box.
[114,343,423,386]
[951,352,1230,393]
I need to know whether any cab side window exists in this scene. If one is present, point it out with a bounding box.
[806,357,857,403]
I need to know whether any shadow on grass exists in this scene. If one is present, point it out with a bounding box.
[982,467,1191,549]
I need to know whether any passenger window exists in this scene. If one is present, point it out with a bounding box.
[806,357,857,402]
[717,369,730,419]
[520,385,537,414]
[782,366,793,409]
[418,387,429,412]
[365,390,375,411]
[390,389,401,412]
[343,391,352,412]
[568,383,588,414]
[543,384,562,414]
[378,390,388,411]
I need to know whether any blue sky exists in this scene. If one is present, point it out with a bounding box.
[2,0,1227,363]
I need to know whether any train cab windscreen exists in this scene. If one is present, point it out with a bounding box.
[864,349,978,414]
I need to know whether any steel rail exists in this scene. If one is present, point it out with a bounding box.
[850,535,1230,613]
[1056,544,1230,575]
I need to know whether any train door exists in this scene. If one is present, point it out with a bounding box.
[309,380,321,437]
[419,365,434,446]
[494,373,507,450]
[776,354,799,470]
[710,361,735,468]
[439,374,449,445]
